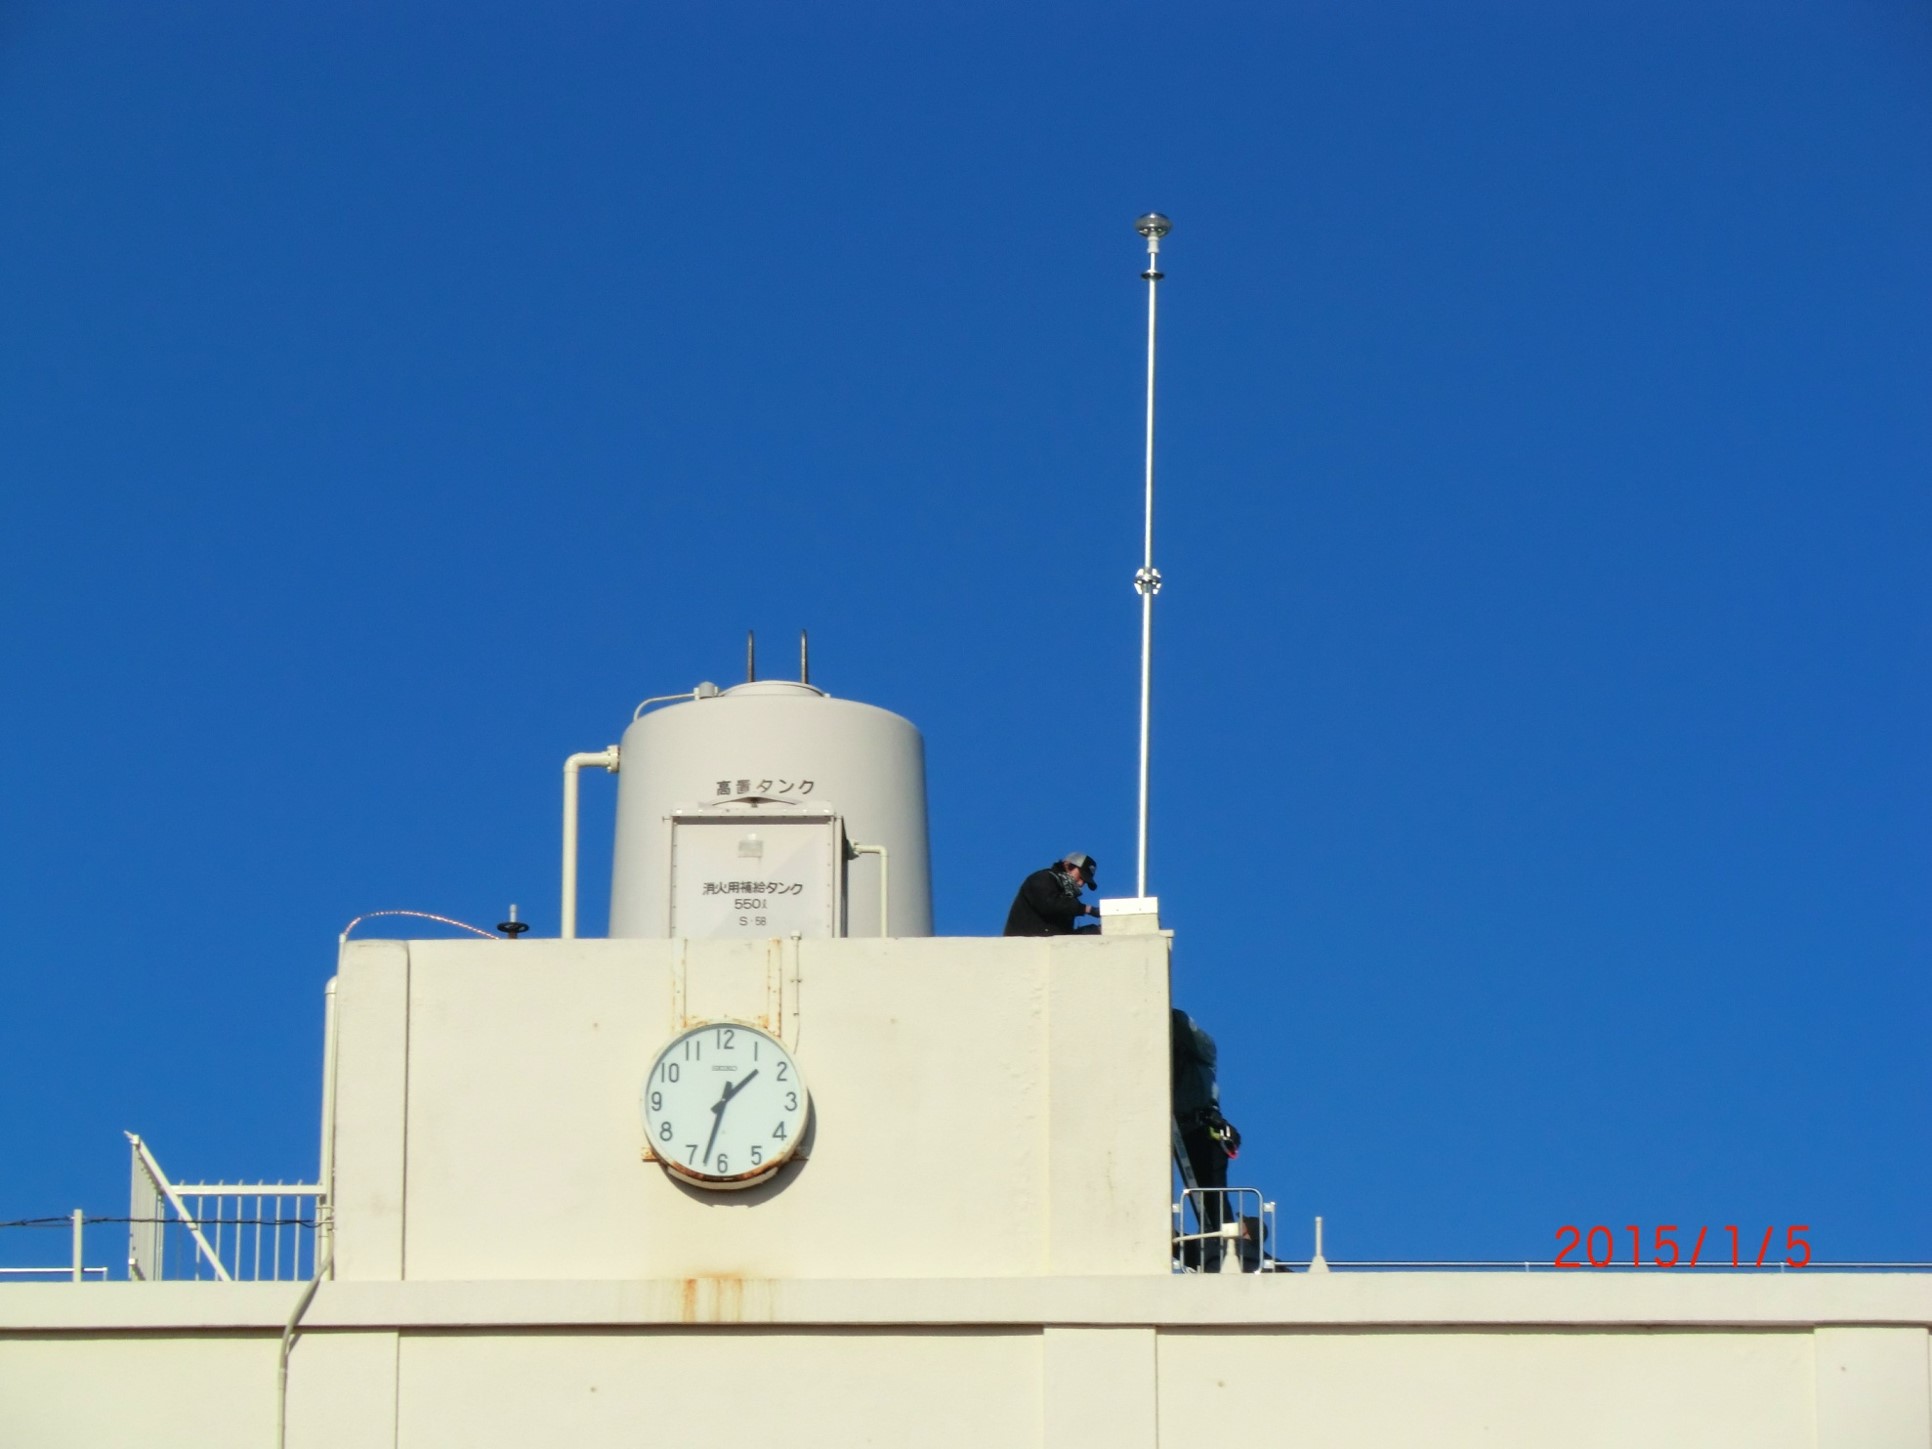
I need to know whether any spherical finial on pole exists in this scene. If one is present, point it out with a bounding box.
[1136,213,1169,282]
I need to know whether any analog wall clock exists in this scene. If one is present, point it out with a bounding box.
[641,1022,810,1189]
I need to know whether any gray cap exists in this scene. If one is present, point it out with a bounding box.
[1060,852,1097,887]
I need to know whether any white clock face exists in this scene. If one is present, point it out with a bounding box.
[641,1022,809,1189]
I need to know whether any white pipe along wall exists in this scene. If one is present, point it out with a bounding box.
[560,746,620,939]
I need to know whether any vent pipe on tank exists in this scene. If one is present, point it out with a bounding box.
[560,745,621,939]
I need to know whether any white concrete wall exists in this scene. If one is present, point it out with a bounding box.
[0,1333,278,1447]
[328,933,1174,1282]
[393,1329,1040,1449]
[5,1276,1930,1449]
[1159,1328,1815,1447]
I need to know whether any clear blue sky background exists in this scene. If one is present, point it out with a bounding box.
[2,2,1926,1271]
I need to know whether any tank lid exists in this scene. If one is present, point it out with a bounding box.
[722,680,828,699]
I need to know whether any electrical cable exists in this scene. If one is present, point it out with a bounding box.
[339,909,501,944]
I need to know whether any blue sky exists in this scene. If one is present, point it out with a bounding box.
[2,1,1926,1271]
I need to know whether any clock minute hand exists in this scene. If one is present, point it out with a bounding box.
[703,1070,761,1166]
[701,1109,724,1167]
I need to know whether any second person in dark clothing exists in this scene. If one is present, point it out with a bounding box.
[1172,1007,1240,1268]
[1002,853,1101,935]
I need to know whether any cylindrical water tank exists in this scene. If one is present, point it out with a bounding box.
[608,680,932,938]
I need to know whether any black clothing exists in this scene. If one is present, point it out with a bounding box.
[1003,866,1088,936]
[1172,1008,1231,1269]
[1170,1009,1219,1124]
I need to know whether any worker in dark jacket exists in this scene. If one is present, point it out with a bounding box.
[1002,853,1101,935]
[1172,1007,1241,1269]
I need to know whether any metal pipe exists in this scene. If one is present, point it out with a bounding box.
[169,1183,320,1197]
[275,1240,334,1449]
[70,1209,82,1283]
[318,976,338,1269]
[849,842,890,937]
[561,747,621,939]
[0,1266,105,1279]
[632,690,698,721]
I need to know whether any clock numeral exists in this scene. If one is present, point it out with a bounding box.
[684,1039,703,1061]
[752,1039,760,1061]
[662,1063,680,1084]
[785,1091,798,1110]
[658,1121,673,1142]
[751,1146,763,1166]
[716,1028,736,1050]
[685,1143,699,1164]
[716,1153,729,1173]
[773,1121,788,1141]
[776,1062,789,1082]
[649,1091,662,1111]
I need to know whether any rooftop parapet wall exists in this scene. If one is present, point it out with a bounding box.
[327,934,1174,1283]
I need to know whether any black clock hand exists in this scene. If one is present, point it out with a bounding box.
[703,1070,761,1166]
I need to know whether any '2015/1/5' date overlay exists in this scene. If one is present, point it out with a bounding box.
[1555,1225,1812,1268]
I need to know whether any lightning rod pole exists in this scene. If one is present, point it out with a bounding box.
[1134,212,1170,900]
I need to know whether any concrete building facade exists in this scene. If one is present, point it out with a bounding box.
[4,927,1930,1447]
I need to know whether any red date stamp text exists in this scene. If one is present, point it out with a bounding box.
[1554,1224,1811,1269]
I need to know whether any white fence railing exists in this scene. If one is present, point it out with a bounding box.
[1173,1186,1281,1273]
[0,1209,108,1282]
[0,1264,109,1282]
[127,1133,325,1283]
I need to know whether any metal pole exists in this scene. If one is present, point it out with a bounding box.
[71,1209,82,1282]
[1133,213,1171,899]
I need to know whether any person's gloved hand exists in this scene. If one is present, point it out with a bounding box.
[1087,902,1102,917]
[1204,1110,1242,1159]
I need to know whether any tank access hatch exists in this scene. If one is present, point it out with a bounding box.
[665,802,846,939]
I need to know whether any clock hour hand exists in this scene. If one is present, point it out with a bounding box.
[703,1070,761,1166]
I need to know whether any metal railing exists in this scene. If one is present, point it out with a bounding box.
[0,1266,110,1280]
[127,1133,324,1283]
[1173,1187,1283,1273]
[0,1209,108,1282]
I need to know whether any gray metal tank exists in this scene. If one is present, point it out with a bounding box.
[607,680,933,938]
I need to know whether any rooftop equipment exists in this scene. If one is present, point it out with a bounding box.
[605,677,932,939]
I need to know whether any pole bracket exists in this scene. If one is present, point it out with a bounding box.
[1134,566,1164,597]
